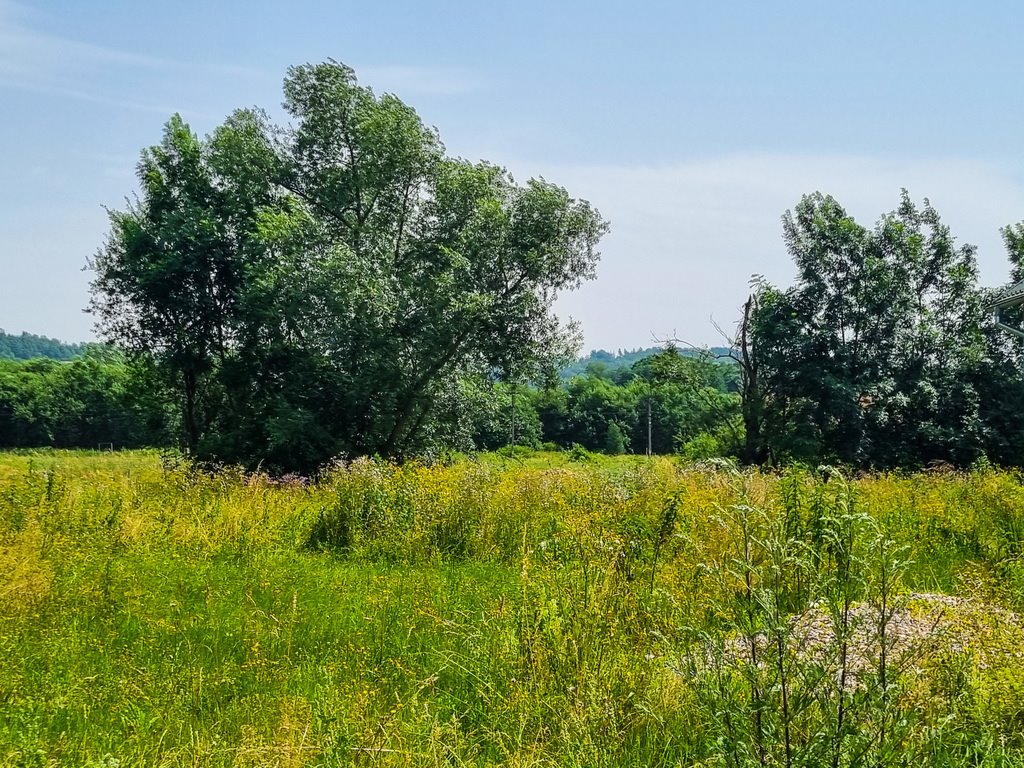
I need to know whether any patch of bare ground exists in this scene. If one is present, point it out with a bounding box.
[699,593,1024,689]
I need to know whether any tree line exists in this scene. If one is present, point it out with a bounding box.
[8,60,1024,472]
[473,347,739,457]
[0,330,86,361]
[0,349,167,449]
[0,343,738,459]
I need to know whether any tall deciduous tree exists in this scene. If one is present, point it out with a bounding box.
[90,61,607,471]
[750,191,986,468]
[973,222,1024,465]
[89,115,243,451]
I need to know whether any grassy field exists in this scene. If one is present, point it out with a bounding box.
[3,450,1024,766]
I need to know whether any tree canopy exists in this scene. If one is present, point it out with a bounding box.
[742,191,1009,468]
[0,330,87,361]
[89,61,607,471]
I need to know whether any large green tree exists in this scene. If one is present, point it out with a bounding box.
[89,114,243,452]
[90,61,607,471]
[749,192,987,468]
[972,223,1024,465]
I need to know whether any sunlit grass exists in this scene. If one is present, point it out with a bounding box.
[2,450,1024,766]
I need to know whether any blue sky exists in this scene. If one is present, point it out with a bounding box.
[3,0,1024,351]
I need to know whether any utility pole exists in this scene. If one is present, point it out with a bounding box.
[647,395,652,457]
[510,381,516,448]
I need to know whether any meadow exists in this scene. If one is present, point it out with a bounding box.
[2,450,1024,767]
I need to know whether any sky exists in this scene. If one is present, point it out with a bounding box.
[3,0,1024,352]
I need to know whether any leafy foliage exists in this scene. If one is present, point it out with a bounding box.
[5,452,1024,764]
[560,345,735,379]
[0,350,166,448]
[90,61,607,472]
[747,192,994,468]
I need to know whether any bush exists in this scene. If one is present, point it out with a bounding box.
[604,422,626,455]
[680,431,721,461]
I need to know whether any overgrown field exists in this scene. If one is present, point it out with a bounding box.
[3,451,1024,766]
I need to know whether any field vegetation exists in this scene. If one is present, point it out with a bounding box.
[3,450,1024,766]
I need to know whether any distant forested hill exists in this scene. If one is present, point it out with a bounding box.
[0,330,87,361]
[560,345,733,378]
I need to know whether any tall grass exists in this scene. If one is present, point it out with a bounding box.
[1,451,1024,766]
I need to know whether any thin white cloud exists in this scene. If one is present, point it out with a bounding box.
[491,153,1024,351]
[0,3,169,84]
[0,1,484,112]
[1,77,186,115]
[0,1,271,111]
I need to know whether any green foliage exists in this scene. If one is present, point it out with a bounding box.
[630,346,741,453]
[973,222,1024,468]
[466,379,542,450]
[0,351,166,448]
[567,442,596,462]
[604,421,626,454]
[90,61,607,472]
[0,330,88,361]
[517,345,742,458]
[750,192,992,469]
[680,430,724,461]
[560,345,735,380]
[561,345,661,379]
[688,470,917,767]
[563,373,640,450]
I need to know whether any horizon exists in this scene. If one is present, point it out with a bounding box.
[0,328,706,362]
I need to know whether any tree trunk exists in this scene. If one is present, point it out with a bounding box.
[182,369,199,454]
[739,294,768,464]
